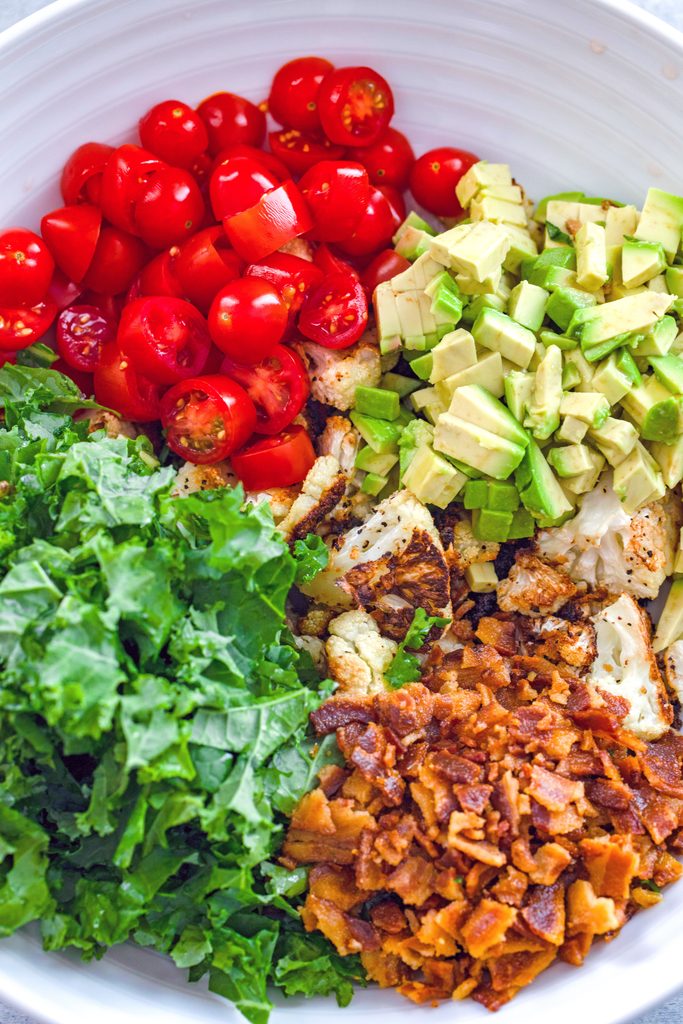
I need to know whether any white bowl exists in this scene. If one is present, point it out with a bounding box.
[1,0,683,1022]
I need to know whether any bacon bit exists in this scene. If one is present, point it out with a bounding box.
[310,696,375,734]
[361,949,406,987]
[386,855,436,906]
[370,899,408,934]
[560,931,593,966]
[490,866,529,907]
[641,733,683,798]
[290,788,334,834]
[521,883,566,945]
[475,617,517,656]
[461,899,517,958]
[486,948,557,995]
[302,894,380,954]
[580,835,639,900]
[450,833,507,868]
[526,764,584,812]
[375,682,434,737]
[567,880,620,936]
[459,645,511,689]
[630,886,663,909]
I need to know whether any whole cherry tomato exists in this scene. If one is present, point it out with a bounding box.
[83,226,148,295]
[40,204,101,283]
[298,271,368,348]
[56,304,116,373]
[47,270,83,311]
[223,180,313,263]
[212,144,289,182]
[208,278,288,364]
[268,56,334,133]
[268,129,345,176]
[409,146,479,217]
[378,184,406,233]
[231,425,315,489]
[335,187,395,258]
[360,249,411,297]
[220,345,309,435]
[161,374,256,463]
[132,250,185,301]
[0,228,54,307]
[173,226,243,312]
[94,341,164,421]
[317,65,394,147]
[60,142,113,205]
[298,161,372,242]
[134,166,205,248]
[0,299,57,351]
[118,296,212,385]
[139,99,209,168]
[197,92,266,154]
[355,127,415,190]
[209,155,279,221]
[99,144,163,234]
[245,252,323,318]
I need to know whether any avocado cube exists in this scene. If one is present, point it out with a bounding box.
[563,347,595,386]
[544,199,606,240]
[560,449,606,495]
[547,443,597,478]
[621,237,667,288]
[538,328,578,351]
[525,344,562,440]
[665,266,683,297]
[350,411,403,454]
[425,271,464,322]
[620,377,683,443]
[589,417,638,467]
[461,292,507,324]
[463,479,489,509]
[605,205,639,247]
[502,225,538,274]
[507,508,536,539]
[507,280,549,332]
[451,384,529,447]
[374,281,402,351]
[567,292,674,347]
[648,273,669,293]
[470,194,527,227]
[487,480,520,512]
[634,187,683,260]
[504,370,535,423]
[429,329,477,383]
[531,265,578,291]
[434,413,526,480]
[381,372,422,399]
[472,308,536,369]
[436,351,505,403]
[355,386,400,421]
[393,211,436,244]
[455,161,512,209]
[436,221,511,283]
[410,352,434,381]
[525,247,577,280]
[409,386,447,426]
[561,363,582,391]
[615,348,642,386]
[455,270,503,296]
[557,415,589,443]
[355,446,399,476]
[631,315,678,357]
[402,445,466,508]
[653,579,683,653]
[650,433,683,488]
[591,354,632,405]
[575,222,609,291]
[649,353,683,394]
[534,191,586,224]
[391,252,443,292]
[546,286,597,332]
[472,507,514,542]
[515,439,574,526]
[399,419,435,476]
[394,225,433,262]
[560,391,611,427]
[361,471,390,496]
[613,441,665,512]
[464,561,498,594]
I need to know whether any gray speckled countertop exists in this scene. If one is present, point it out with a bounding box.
[0,0,682,1022]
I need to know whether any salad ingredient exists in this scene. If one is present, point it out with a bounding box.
[60,141,113,205]
[336,187,396,257]
[0,228,54,306]
[40,204,102,283]
[223,179,313,262]
[246,252,323,319]
[0,300,57,351]
[208,278,288,363]
[231,424,316,489]
[220,345,309,435]
[161,373,256,462]
[355,127,415,191]
[360,249,411,296]
[83,225,148,295]
[276,455,347,541]
[295,336,381,410]
[299,161,372,242]
[325,609,399,696]
[317,65,394,147]
[409,145,479,216]
[268,56,334,132]
[210,154,280,220]
[299,272,368,349]
[94,341,164,421]
[56,303,116,372]
[118,296,213,384]
[133,164,205,248]
[197,90,266,153]
[139,98,209,167]
[268,128,346,175]
[173,225,243,312]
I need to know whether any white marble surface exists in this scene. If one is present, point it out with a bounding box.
[0,0,682,1023]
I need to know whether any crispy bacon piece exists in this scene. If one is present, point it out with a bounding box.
[521,883,566,945]
[579,835,639,900]
[461,899,517,958]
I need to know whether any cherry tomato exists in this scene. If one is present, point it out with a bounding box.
[47,270,83,311]
[268,129,345,176]
[139,99,209,168]
[56,304,115,372]
[298,161,372,243]
[355,127,415,191]
[52,357,93,395]
[173,226,243,312]
[78,290,123,323]
[161,374,256,463]
[223,179,313,263]
[335,187,395,258]
[232,425,315,489]
[212,144,289,182]
[209,155,279,221]
[360,249,411,297]
[60,142,113,205]
[409,146,479,217]
[220,345,309,435]
[378,184,406,232]
[133,250,185,300]
[299,271,368,349]
[118,296,212,385]
[0,300,57,351]
[268,56,334,132]
[313,243,359,279]
[0,228,55,307]
[94,342,164,421]
[317,65,394,147]
[208,279,287,364]
[0,352,16,368]
[100,144,163,234]
[188,151,213,189]
[246,253,323,318]
[40,204,101,283]
[134,166,205,248]
[83,226,148,295]
[197,92,266,155]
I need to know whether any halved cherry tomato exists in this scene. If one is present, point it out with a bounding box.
[317,65,394,147]
[60,142,113,205]
[208,279,287,364]
[189,151,213,189]
[223,180,313,263]
[47,270,83,311]
[299,161,372,242]
[118,296,212,385]
[161,374,256,463]
[355,127,415,191]
[313,243,359,280]
[299,271,368,349]
[94,341,164,421]
[139,99,209,168]
[134,166,205,248]
[0,352,16,368]
[360,249,411,297]
[78,290,123,323]
[197,92,266,154]
[133,250,185,301]
[220,345,309,434]
[0,299,57,350]
[232,425,315,489]
[268,56,334,133]
[268,129,345,176]
[212,144,289,182]
[246,253,323,318]
[56,304,115,372]
[335,187,395,258]
[99,144,163,234]
[40,204,101,283]
[0,228,55,307]
[52,357,93,395]
[378,184,406,233]
[83,226,148,295]
[209,156,279,221]
[173,226,242,312]
[409,146,479,217]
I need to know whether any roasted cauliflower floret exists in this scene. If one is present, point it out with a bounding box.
[317,416,362,475]
[292,634,327,674]
[497,551,577,616]
[435,510,499,574]
[277,455,347,541]
[80,408,139,440]
[662,641,683,705]
[525,616,597,669]
[325,609,398,696]
[537,474,682,600]
[294,336,381,411]
[172,460,237,496]
[245,487,299,523]
[588,593,672,740]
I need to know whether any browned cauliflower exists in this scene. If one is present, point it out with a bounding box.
[293,335,381,411]
[497,551,578,616]
[325,609,398,695]
[316,415,362,474]
[277,456,347,541]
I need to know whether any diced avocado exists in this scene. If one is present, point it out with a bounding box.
[556,415,588,443]
[460,292,507,324]
[487,480,520,511]
[560,391,610,428]
[588,417,638,467]
[465,561,498,593]
[575,222,609,291]
[430,221,511,283]
[615,348,642,387]
[451,384,529,447]
[433,413,526,479]
[391,252,443,292]
[515,438,574,526]
[470,191,526,227]
[560,449,606,495]
[394,225,433,261]
[393,210,436,244]
[613,441,665,512]
[650,434,683,488]
[548,443,597,478]
[374,281,401,351]
[568,291,674,348]
[381,372,422,398]
[604,204,639,247]
[507,280,549,332]
[349,410,403,454]
[546,286,597,332]
[524,247,577,281]
[502,225,538,274]
[653,579,683,653]
[463,479,489,509]
[525,344,562,440]
[563,347,595,386]
[530,265,578,291]
[504,370,535,423]
[528,340,549,371]
[425,271,464,322]
[544,199,606,245]
[402,445,466,508]
[630,315,678,356]
[534,191,585,224]
[561,362,582,391]
[429,328,477,383]
[507,507,536,539]
[472,308,536,369]
[355,385,400,421]
[409,386,447,425]
[395,406,415,428]
[665,266,683,297]
[648,273,669,293]
[621,237,667,288]
[410,352,434,381]
[436,351,505,403]
[454,270,503,296]
[620,376,683,443]
[361,471,390,496]
[634,187,683,260]
[398,419,435,476]
[591,353,632,404]
[355,446,399,476]
[649,353,683,394]
[472,507,514,542]
[539,328,578,351]
[455,161,513,208]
